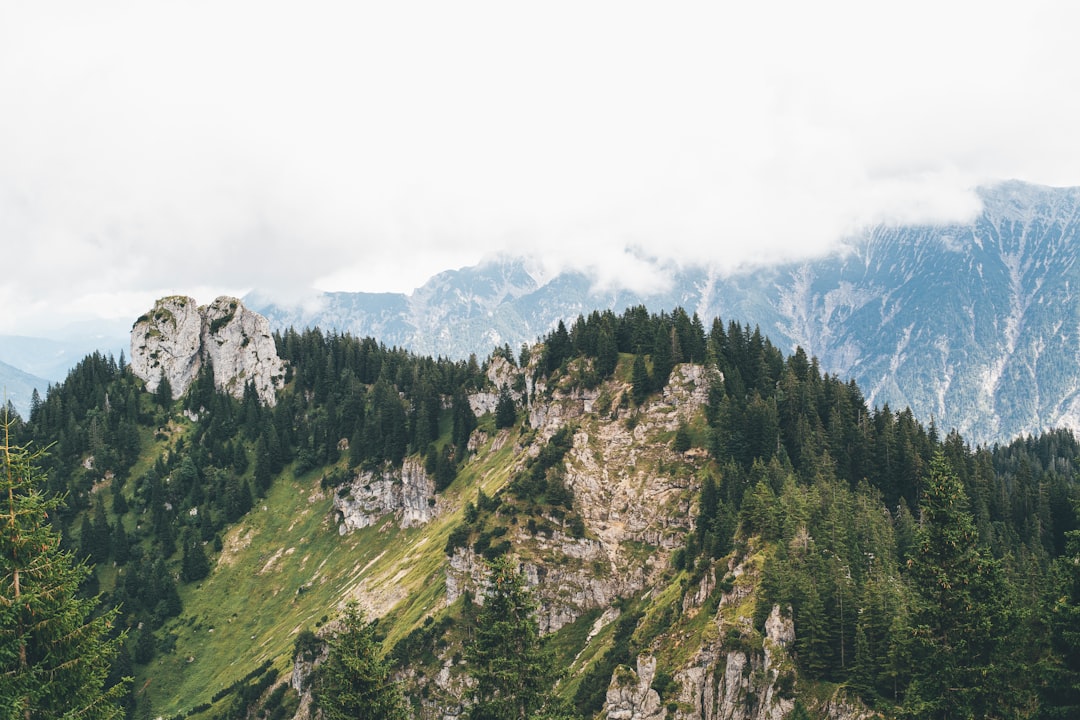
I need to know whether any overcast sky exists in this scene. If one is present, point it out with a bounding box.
[2,1,1079,337]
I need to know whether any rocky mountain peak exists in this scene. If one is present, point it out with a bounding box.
[130,295,284,406]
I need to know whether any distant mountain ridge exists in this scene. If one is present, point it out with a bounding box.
[0,332,128,419]
[0,359,50,419]
[249,180,1080,445]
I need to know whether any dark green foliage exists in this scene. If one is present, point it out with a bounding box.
[452,387,478,455]
[631,354,650,406]
[903,452,1026,719]
[1041,529,1080,717]
[17,303,1080,718]
[651,323,674,391]
[180,528,210,583]
[543,320,572,374]
[495,384,517,429]
[390,615,454,668]
[0,425,130,718]
[155,372,173,408]
[509,424,576,504]
[434,445,458,492]
[293,629,323,663]
[314,602,408,720]
[466,559,558,720]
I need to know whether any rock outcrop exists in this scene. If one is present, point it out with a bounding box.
[333,457,439,533]
[448,361,715,634]
[131,296,284,406]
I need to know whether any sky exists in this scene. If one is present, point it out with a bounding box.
[2,0,1080,338]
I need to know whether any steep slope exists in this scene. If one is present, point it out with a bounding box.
[250,180,1080,444]
[774,181,1080,445]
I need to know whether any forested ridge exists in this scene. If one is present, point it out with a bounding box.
[4,306,1080,719]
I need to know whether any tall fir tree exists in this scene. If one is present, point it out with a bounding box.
[466,558,558,720]
[495,385,517,430]
[0,419,130,718]
[904,451,1023,719]
[314,602,407,720]
[1041,528,1080,717]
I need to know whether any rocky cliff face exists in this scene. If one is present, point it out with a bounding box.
[333,457,439,533]
[444,361,713,636]
[131,296,284,406]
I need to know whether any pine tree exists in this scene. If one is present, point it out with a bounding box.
[0,419,130,718]
[1041,529,1080,716]
[314,602,407,720]
[904,451,1019,719]
[467,558,558,720]
[495,385,517,430]
[595,327,619,379]
[631,354,650,406]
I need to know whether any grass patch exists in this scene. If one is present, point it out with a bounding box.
[136,425,523,718]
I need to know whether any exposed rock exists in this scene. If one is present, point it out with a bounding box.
[670,597,796,720]
[445,547,489,606]
[606,655,666,720]
[468,355,524,417]
[333,457,438,532]
[130,295,284,406]
[130,296,203,399]
[446,363,714,636]
[289,640,327,720]
[201,297,284,405]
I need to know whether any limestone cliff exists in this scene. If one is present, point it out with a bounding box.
[445,361,714,635]
[131,295,284,406]
[333,457,440,533]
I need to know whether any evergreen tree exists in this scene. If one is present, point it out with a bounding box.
[595,327,619,379]
[651,324,674,391]
[452,389,477,453]
[180,528,210,583]
[904,452,1020,719]
[467,558,558,720]
[314,602,407,720]
[495,385,517,430]
[154,372,172,409]
[1041,528,1080,716]
[0,420,130,718]
[631,354,650,406]
[253,435,272,493]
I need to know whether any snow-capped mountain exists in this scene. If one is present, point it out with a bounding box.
[250,181,1079,445]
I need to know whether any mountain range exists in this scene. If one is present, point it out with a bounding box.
[250,180,1080,446]
[0,331,128,418]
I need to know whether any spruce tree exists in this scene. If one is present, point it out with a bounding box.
[495,385,516,430]
[467,558,557,720]
[631,354,650,406]
[904,451,1019,719]
[0,419,130,718]
[314,602,407,720]
[1042,528,1080,716]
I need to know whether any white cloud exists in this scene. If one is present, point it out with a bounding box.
[1,1,1079,335]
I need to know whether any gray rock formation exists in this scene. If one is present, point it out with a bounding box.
[606,655,666,720]
[447,362,714,635]
[130,295,284,406]
[333,457,439,533]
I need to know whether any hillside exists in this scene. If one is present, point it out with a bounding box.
[250,180,1080,445]
[9,304,1080,719]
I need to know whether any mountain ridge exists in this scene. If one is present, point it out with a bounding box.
[249,180,1080,445]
